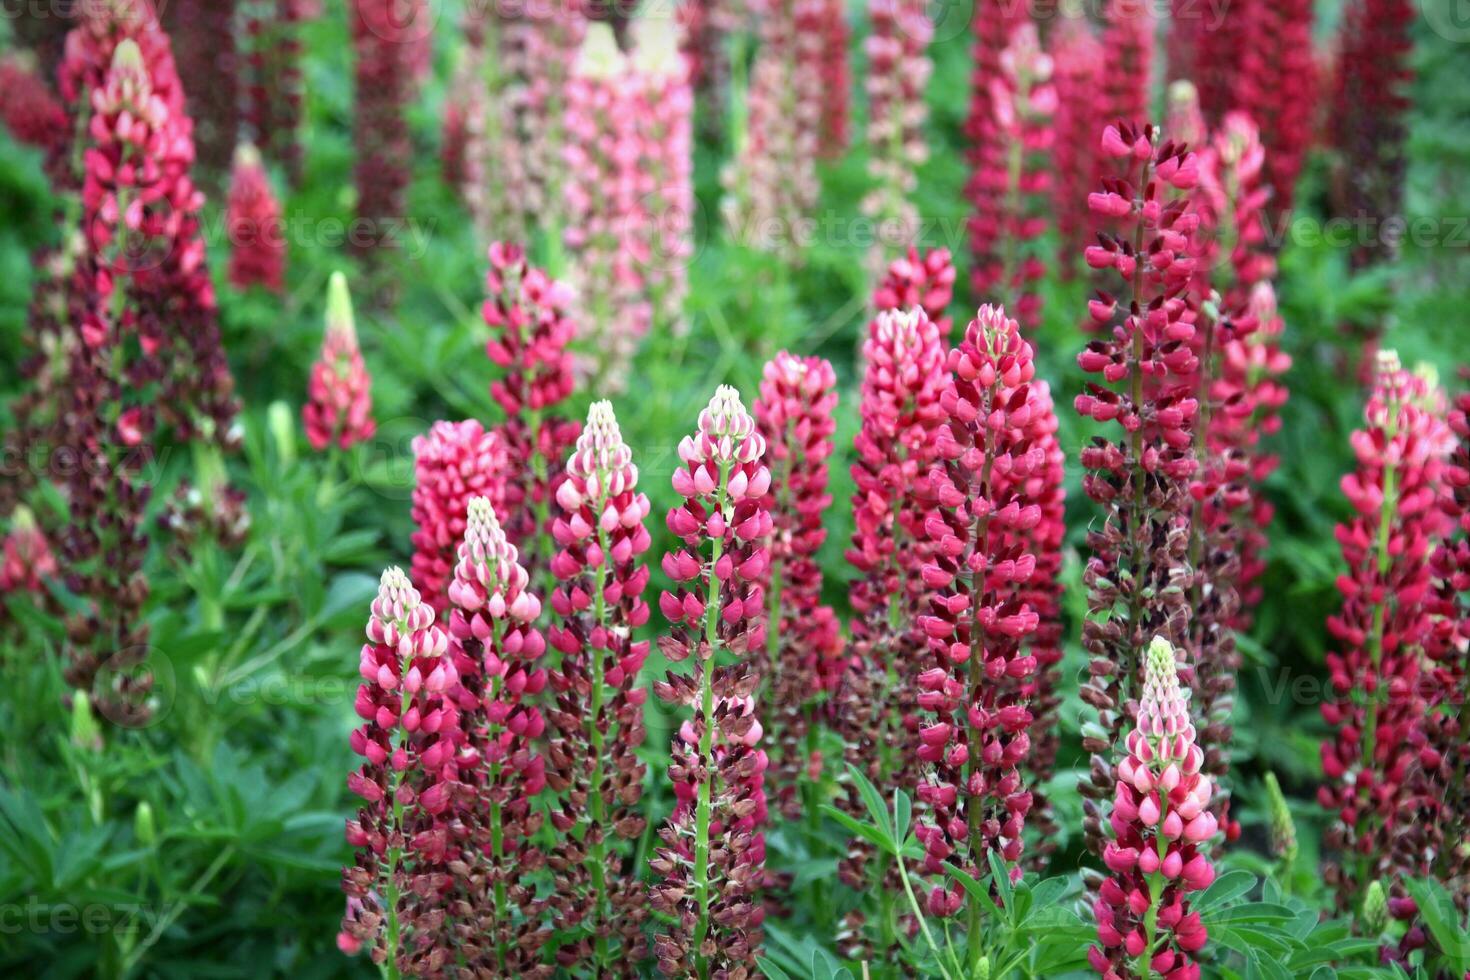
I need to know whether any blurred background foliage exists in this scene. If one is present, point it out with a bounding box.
[0,0,1468,975]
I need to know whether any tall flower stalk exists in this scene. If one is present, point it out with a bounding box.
[225,143,286,293]
[444,498,551,975]
[650,386,773,978]
[1051,10,1104,273]
[1319,353,1453,907]
[1089,637,1218,979]
[914,307,1042,966]
[1075,122,1202,863]
[545,402,653,970]
[967,23,1055,328]
[863,0,933,272]
[754,352,842,818]
[340,568,460,974]
[482,242,581,580]
[872,247,956,330]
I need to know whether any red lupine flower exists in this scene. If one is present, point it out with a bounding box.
[341,567,462,973]
[1076,121,1202,861]
[1050,12,1105,273]
[52,4,240,725]
[0,55,67,155]
[444,497,552,975]
[1400,385,1470,915]
[303,272,376,452]
[723,0,822,259]
[1095,0,1155,214]
[482,241,581,572]
[225,144,286,293]
[162,0,239,173]
[913,304,1044,916]
[348,0,427,264]
[872,246,957,331]
[864,0,933,270]
[650,385,773,978]
[1319,352,1454,907]
[966,22,1055,327]
[754,352,844,816]
[544,402,653,969]
[245,0,316,184]
[1236,0,1317,217]
[817,0,850,156]
[1089,637,1219,980]
[1330,0,1413,273]
[0,507,57,596]
[410,421,510,615]
[1018,379,1068,869]
[836,307,950,895]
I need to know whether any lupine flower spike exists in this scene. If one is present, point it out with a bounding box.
[226,143,286,293]
[914,305,1042,933]
[409,421,509,614]
[1089,636,1217,980]
[1319,352,1453,906]
[482,241,581,576]
[444,498,552,975]
[754,353,843,817]
[340,568,461,972]
[1050,8,1104,273]
[863,0,933,271]
[1076,122,1202,864]
[0,506,57,599]
[967,23,1055,327]
[651,386,773,977]
[545,403,654,969]
[304,273,376,452]
[835,306,948,936]
[872,247,957,331]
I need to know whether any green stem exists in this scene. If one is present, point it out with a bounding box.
[587,517,613,967]
[690,462,732,979]
[896,846,956,980]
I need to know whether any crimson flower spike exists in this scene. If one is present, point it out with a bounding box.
[754,352,843,819]
[650,386,773,978]
[304,273,376,453]
[913,306,1043,963]
[409,420,508,614]
[1075,120,1203,869]
[544,402,654,970]
[1319,352,1454,909]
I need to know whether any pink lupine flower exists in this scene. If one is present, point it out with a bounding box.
[545,402,654,969]
[225,144,286,293]
[723,0,822,259]
[303,272,376,452]
[864,0,933,269]
[341,567,462,973]
[481,241,581,571]
[872,246,957,331]
[754,352,843,816]
[650,385,773,978]
[1050,12,1104,272]
[966,23,1055,327]
[1076,121,1202,860]
[409,421,510,615]
[1089,636,1218,980]
[1319,353,1454,907]
[443,497,551,974]
[913,304,1043,916]
[0,507,57,596]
